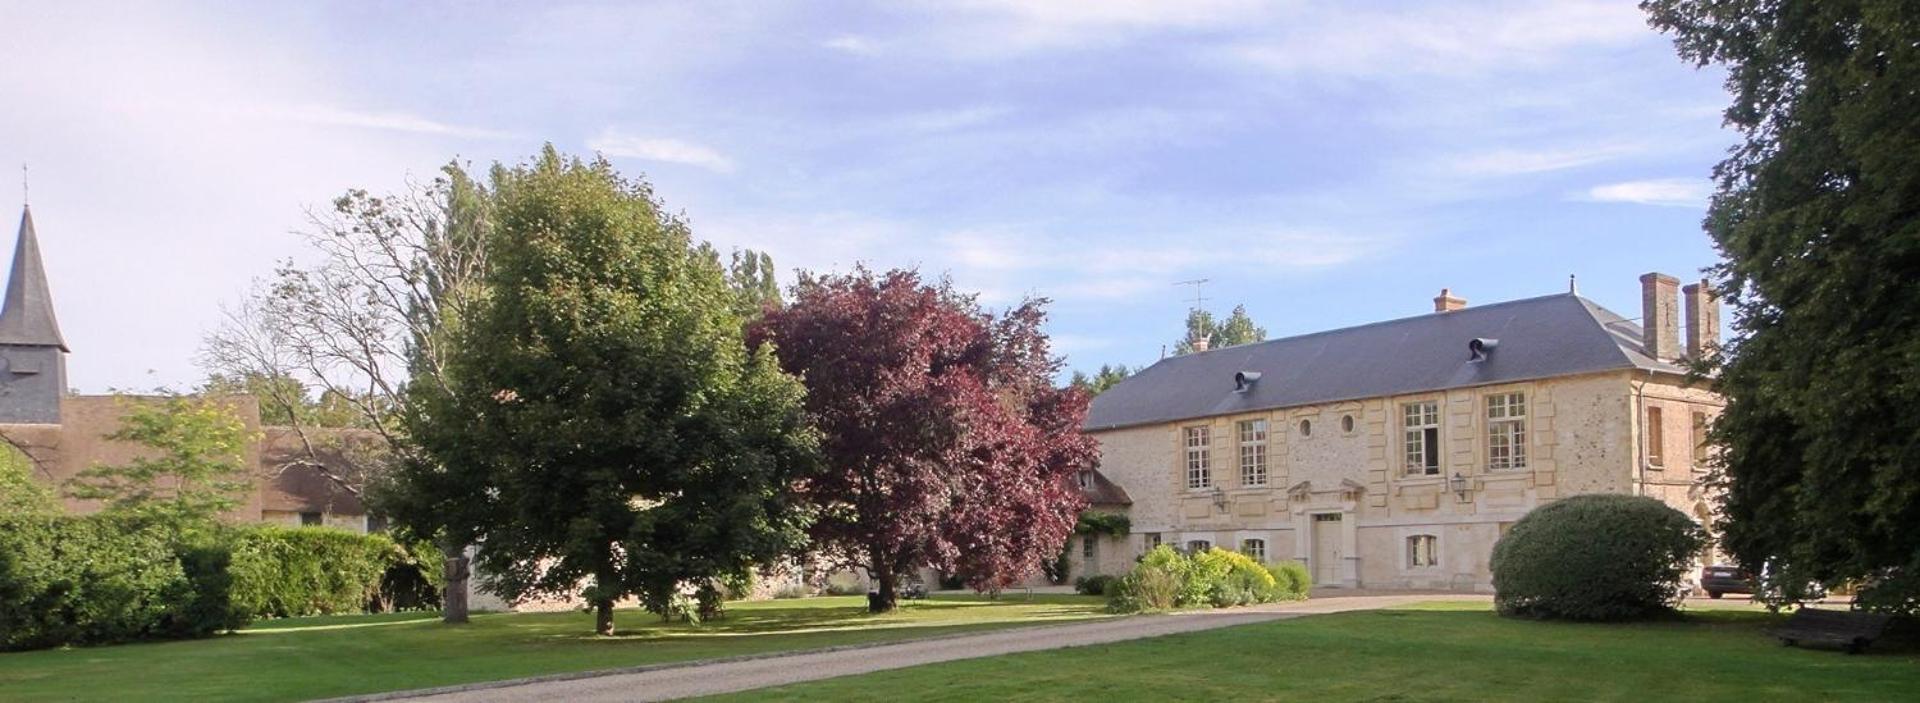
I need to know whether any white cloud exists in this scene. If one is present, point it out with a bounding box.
[903,0,1269,57]
[1451,143,1644,177]
[823,34,881,56]
[588,130,735,173]
[256,104,512,139]
[1584,178,1712,207]
[1225,1,1650,78]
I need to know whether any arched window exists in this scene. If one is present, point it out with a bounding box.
[1298,419,1312,437]
[1240,538,1267,562]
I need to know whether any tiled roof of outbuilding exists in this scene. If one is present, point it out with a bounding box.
[1085,293,1682,431]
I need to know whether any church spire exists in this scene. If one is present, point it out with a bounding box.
[0,206,68,352]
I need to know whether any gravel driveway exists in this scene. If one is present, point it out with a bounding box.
[350,592,1485,703]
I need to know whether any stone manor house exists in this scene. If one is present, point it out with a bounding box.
[1066,275,1723,591]
[0,206,374,530]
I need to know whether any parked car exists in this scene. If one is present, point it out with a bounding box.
[1701,565,1754,599]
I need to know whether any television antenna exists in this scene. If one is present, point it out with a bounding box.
[1174,278,1210,310]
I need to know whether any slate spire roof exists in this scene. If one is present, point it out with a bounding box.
[0,206,68,351]
[1085,293,1681,431]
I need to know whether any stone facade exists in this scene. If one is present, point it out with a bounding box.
[1082,276,1725,592]
[1088,370,1722,591]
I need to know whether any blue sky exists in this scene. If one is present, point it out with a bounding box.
[0,1,1732,392]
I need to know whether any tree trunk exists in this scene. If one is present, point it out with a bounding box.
[442,551,470,625]
[872,570,899,613]
[595,599,616,636]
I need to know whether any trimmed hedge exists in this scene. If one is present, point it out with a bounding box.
[0,514,241,651]
[228,526,441,618]
[1491,494,1705,621]
[1108,546,1309,613]
[0,517,444,651]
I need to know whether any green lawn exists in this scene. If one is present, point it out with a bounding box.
[706,601,1920,702]
[0,593,1108,702]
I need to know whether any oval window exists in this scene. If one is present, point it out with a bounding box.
[1298,419,1312,437]
[1342,415,1356,433]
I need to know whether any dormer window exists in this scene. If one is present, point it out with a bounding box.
[1076,470,1093,490]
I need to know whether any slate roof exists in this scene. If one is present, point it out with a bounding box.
[1078,469,1133,507]
[1085,293,1682,431]
[0,207,67,351]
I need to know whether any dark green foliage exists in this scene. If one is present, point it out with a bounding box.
[1643,0,1920,613]
[1173,305,1267,355]
[0,514,239,651]
[227,526,440,619]
[1042,550,1071,585]
[1068,364,1131,395]
[1074,574,1116,596]
[1073,511,1131,537]
[1492,495,1705,621]
[394,147,817,635]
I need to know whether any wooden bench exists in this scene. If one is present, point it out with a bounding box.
[1773,608,1893,654]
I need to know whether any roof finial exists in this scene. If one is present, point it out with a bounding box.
[1568,274,1577,295]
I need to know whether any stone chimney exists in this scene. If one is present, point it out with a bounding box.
[1683,279,1718,359]
[1433,288,1466,313]
[1640,272,1680,361]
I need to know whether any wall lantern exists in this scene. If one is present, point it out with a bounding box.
[1211,485,1229,513]
[1448,472,1471,500]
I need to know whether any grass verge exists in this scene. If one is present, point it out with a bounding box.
[0,593,1109,702]
[703,601,1920,702]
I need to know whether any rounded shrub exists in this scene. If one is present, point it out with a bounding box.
[1265,560,1312,599]
[1491,494,1705,621]
[1074,574,1117,596]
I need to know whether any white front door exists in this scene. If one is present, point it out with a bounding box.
[1311,513,1343,586]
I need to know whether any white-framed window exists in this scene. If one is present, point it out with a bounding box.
[1238,419,1268,487]
[1407,534,1438,568]
[1487,392,1527,470]
[1402,401,1441,476]
[1082,536,1097,561]
[1186,540,1212,553]
[1184,426,1212,489]
[1241,538,1267,562]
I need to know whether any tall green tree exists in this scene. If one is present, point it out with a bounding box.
[0,445,58,517]
[701,246,782,320]
[1069,364,1132,395]
[1645,0,1920,612]
[395,148,816,635]
[65,395,256,529]
[1173,304,1267,354]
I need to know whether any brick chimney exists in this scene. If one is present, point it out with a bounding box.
[1640,272,1680,361]
[1683,279,1718,359]
[1433,288,1466,313]
[1189,333,1211,353]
